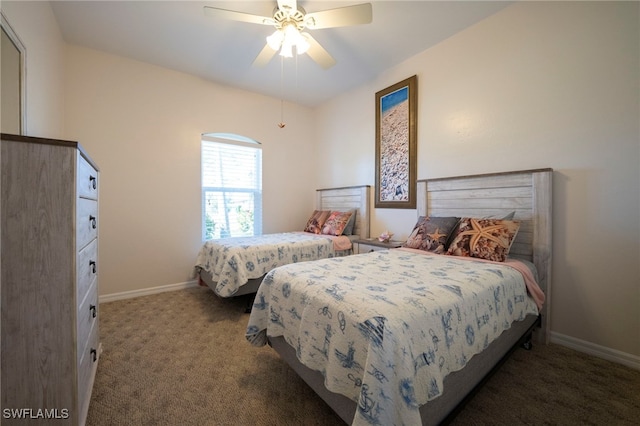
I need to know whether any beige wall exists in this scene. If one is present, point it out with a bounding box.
[316,1,640,358]
[62,46,317,296]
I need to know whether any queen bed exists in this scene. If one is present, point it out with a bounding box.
[195,185,371,298]
[246,169,552,425]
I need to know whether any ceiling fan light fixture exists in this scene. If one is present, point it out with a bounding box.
[266,30,284,50]
[280,40,294,58]
[267,23,310,57]
[296,32,310,55]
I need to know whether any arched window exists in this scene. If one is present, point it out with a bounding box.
[201,133,262,240]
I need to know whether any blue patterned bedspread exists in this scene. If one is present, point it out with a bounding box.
[246,249,540,425]
[195,232,339,297]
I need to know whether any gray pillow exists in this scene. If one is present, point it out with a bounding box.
[483,211,516,220]
[341,209,357,235]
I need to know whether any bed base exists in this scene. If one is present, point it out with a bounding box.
[268,314,540,426]
[198,269,262,312]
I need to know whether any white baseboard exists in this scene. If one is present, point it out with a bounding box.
[99,280,199,304]
[550,331,640,371]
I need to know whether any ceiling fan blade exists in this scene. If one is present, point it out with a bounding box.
[252,43,278,68]
[203,6,274,26]
[304,3,372,30]
[303,33,336,70]
[277,0,297,14]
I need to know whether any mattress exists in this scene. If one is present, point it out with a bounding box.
[195,231,353,297]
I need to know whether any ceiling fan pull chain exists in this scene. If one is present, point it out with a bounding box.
[295,53,299,105]
[278,55,286,128]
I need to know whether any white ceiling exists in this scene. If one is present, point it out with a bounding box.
[50,1,512,107]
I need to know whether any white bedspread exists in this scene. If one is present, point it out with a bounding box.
[195,232,346,297]
[246,249,540,425]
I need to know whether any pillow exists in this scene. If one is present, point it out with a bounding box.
[341,209,357,235]
[482,211,516,220]
[304,210,331,234]
[446,218,520,262]
[403,216,460,254]
[321,211,353,236]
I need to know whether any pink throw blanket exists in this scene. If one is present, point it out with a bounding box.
[330,235,353,251]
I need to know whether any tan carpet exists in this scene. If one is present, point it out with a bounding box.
[87,286,640,425]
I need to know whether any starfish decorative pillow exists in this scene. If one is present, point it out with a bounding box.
[446,218,521,262]
[403,216,460,254]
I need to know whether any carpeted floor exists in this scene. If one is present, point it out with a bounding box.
[87,286,640,425]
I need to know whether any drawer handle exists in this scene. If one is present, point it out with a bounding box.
[90,348,97,362]
[89,215,97,229]
[90,304,97,318]
[89,175,97,190]
[90,260,97,274]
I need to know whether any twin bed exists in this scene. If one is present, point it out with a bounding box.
[244,168,552,425]
[195,185,371,298]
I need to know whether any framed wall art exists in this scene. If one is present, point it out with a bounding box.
[374,75,417,209]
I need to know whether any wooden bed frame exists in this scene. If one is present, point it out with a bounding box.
[198,185,371,297]
[268,168,553,425]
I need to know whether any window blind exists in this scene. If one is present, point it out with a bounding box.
[201,136,262,240]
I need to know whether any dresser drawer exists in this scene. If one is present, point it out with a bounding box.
[77,198,98,250]
[77,280,98,365]
[78,321,99,423]
[77,238,98,304]
[78,154,99,200]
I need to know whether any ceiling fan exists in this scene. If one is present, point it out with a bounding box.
[203,1,372,69]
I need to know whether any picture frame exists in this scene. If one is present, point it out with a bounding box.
[375,75,417,209]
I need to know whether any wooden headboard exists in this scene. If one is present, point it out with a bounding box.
[417,169,552,343]
[316,185,371,240]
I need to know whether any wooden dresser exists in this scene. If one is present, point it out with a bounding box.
[1,134,101,425]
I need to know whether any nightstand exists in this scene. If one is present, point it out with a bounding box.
[354,238,404,254]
